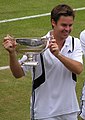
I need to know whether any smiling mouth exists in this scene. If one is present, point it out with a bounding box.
[63,32,69,36]
[63,31,70,35]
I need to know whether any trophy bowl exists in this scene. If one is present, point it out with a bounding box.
[16,37,48,66]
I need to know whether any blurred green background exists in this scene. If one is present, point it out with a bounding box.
[0,0,85,119]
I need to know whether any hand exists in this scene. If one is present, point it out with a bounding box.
[3,34,17,54]
[48,38,60,57]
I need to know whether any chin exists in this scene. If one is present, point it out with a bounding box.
[64,34,69,38]
[62,35,68,39]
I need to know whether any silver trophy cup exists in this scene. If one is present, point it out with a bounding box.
[16,37,48,66]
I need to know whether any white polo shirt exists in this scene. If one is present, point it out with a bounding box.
[21,31,83,119]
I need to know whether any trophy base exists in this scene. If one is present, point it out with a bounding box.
[23,61,38,66]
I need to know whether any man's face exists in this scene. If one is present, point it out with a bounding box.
[52,16,74,40]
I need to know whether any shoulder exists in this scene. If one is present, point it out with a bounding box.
[80,30,85,37]
[67,36,82,51]
[68,35,80,44]
[80,30,85,42]
[73,36,81,48]
[42,30,52,38]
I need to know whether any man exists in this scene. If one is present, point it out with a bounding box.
[79,30,85,120]
[3,4,83,120]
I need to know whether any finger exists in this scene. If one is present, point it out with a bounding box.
[4,37,9,42]
[50,39,56,43]
[3,40,11,44]
[53,47,58,51]
[3,40,13,47]
[50,47,59,53]
[3,43,13,49]
[4,34,14,41]
[13,41,17,47]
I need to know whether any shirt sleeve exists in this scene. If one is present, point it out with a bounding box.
[72,38,83,64]
[80,30,85,57]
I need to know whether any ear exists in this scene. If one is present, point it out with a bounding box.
[51,19,56,27]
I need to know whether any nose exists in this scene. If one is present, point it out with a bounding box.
[65,26,70,31]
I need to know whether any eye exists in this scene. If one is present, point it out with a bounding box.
[69,24,73,27]
[61,23,67,27]
[61,23,73,27]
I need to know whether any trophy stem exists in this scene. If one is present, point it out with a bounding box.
[26,53,33,61]
[22,53,38,66]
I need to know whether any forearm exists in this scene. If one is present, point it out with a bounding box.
[9,52,25,78]
[56,53,83,75]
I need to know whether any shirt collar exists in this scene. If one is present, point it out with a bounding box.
[64,36,73,53]
[45,31,73,53]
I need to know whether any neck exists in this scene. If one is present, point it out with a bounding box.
[50,30,65,50]
[56,39,65,50]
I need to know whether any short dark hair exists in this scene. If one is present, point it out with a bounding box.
[51,4,75,23]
